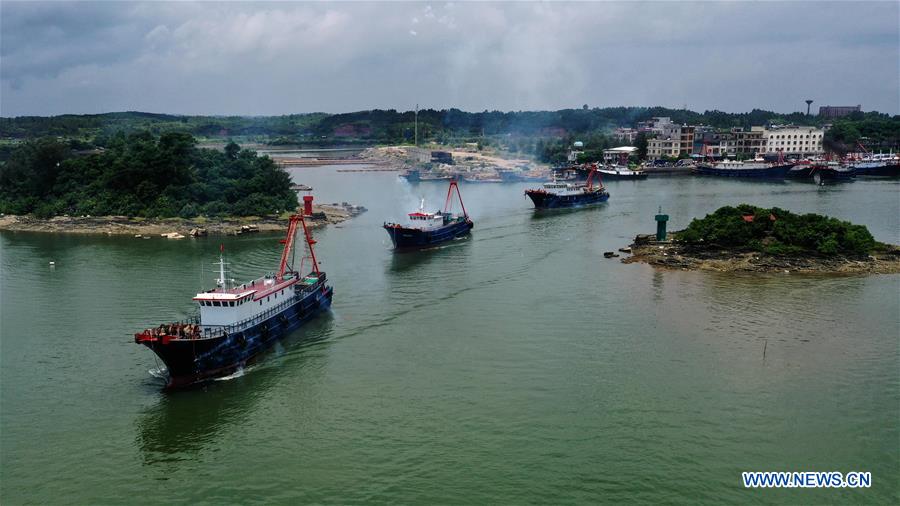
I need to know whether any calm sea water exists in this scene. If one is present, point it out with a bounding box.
[1,169,898,504]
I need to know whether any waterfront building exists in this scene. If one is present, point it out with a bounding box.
[646,123,694,159]
[603,146,638,164]
[819,105,861,119]
[702,128,767,157]
[762,126,824,155]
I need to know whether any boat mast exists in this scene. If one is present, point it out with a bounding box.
[277,215,299,279]
[443,180,468,218]
[585,163,601,191]
[298,213,320,276]
[278,213,320,279]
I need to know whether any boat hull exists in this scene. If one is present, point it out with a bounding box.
[136,283,333,389]
[525,189,610,209]
[693,163,795,178]
[383,219,473,248]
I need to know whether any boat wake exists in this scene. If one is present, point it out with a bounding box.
[214,366,247,382]
[148,366,168,380]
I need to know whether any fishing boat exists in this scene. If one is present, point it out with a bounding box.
[383,180,473,248]
[693,147,794,178]
[524,165,610,209]
[401,169,455,182]
[788,160,855,183]
[134,213,333,389]
[847,154,900,178]
[693,158,795,178]
[597,165,648,180]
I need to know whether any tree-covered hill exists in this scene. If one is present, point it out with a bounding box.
[2,107,897,154]
[0,132,297,219]
[678,205,877,257]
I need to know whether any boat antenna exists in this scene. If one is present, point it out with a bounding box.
[217,243,228,288]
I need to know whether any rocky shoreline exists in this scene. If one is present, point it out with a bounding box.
[621,234,900,275]
[0,203,365,237]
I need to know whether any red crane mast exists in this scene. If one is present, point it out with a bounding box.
[277,213,320,280]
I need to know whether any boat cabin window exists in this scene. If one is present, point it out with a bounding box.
[213,301,221,307]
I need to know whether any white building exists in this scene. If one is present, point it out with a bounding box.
[763,126,824,155]
[603,146,638,164]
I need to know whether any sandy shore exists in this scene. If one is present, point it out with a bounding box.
[358,146,548,179]
[621,234,900,275]
[0,204,362,237]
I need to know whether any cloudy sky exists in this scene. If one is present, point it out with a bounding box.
[1,1,898,117]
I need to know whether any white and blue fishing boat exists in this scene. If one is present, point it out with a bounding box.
[693,158,795,178]
[693,147,794,179]
[525,165,609,208]
[383,180,473,248]
[847,153,900,177]
[134,213,333,389]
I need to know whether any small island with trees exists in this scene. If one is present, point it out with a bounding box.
[0,132,360,235]
[623,205,900,274]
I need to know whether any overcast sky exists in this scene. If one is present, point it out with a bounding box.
[1,1,898,117]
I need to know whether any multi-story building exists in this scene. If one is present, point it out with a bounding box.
[613,127,638,143]
[646,122,694,159]
[763,126,824,155]
[647,137,678,159]
[701,127,766,156]
[696,126,823,157]
[818,105,861,119]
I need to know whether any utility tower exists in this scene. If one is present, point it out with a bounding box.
[805,100,814,116]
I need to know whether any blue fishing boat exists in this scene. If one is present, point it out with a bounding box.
[525,165,610,208]
[134,213,333,389]
[788,161,855,183]
[848,155,900,177]
[383,180,473,248]
[693,159,795,178]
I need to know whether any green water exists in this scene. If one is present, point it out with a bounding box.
[2,171,898,504]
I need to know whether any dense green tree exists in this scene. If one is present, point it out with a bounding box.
[0,133,297,218]
[678,205,876,257]
[635,132,648,160]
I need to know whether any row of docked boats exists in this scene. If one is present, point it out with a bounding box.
[692,155,899,180]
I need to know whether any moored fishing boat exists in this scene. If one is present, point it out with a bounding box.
[788,160,855,183]
[693,146,794,179]
[401,169,456,182]
[847,154,900,177]
[383,180,473,248]
[693,158,795,178]
[525,165,610,209]
[134,213,333,389]
[597,165,648,180]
